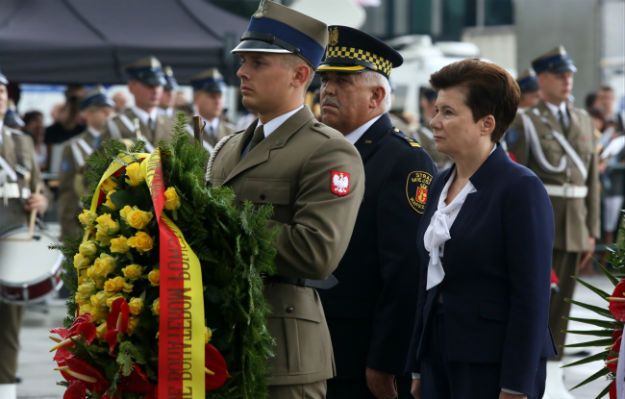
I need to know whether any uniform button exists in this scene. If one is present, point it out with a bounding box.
[286,306,294,313]
[259,194,266,200]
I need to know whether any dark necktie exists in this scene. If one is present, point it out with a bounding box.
[242,125,265,158]
[558,109,569,133]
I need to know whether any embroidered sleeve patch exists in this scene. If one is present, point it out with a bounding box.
[330,170,351,197]
[406,171,433,214]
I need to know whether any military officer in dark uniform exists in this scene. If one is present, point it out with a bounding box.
[189,68,234,151]
[206,2,365,397]
[103,56,174,151]
[0,69,48,399]
[316,26,435,399]
[58,90,115,241]
[505,46,599,399]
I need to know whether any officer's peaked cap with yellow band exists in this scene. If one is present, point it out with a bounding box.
[125,56,167,87]
[317,25,403,78]
[190,68,226,93]
[231,0,328,68]
[532,45,577,75]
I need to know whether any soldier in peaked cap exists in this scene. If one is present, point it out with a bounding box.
[103,56,174,152]
[505,46,599,399]
[158,66,178,118]
[0,69,49,399]
[316,25,435,399]
[206,1,365,397]
[189,68,234,150]
[517,68,540,110]
[58,89,115,241]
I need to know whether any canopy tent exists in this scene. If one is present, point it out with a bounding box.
[0,0,248,84]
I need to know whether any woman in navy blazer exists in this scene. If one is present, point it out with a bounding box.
[406,60,556,399]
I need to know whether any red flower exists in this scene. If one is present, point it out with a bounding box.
[50,314,97,355]
[609,280,625,322]
[105,297,129,353]
[205,343,229,391]
[607,333,621,374]
[609,379,617,399]
[119,364,154,394]
[58,356,109,395]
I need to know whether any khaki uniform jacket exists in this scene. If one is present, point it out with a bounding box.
[184,119,235,152]
[0,126,43,232]
[104,108,174,148]
[506,100,600,252]
[208,106,365,385]
[57,130,109,240]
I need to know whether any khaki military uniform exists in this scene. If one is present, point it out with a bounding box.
[413,125,452,171]
[57,130,110,241]
[184,119,235,152]
[506,100,600,358]
[104,108,174,151]
[0,126,43,384]
[208,107,365,388]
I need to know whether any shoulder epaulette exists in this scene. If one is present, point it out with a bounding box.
[310,121,335,138]
[392,128,421,148]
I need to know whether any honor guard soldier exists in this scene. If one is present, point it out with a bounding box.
[189,68,234,151]
[206,1,365,397]
[159,66,178,118]
[413,86,451,170]
[316,26,435,399]
[104,56,174,151]
[0,69,49,399]
[517,68,540,110]
[505,46,599,399]
[58,90,115,241]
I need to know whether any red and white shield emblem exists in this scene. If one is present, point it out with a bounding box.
[330,170,350,197]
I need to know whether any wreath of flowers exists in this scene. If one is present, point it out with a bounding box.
[51,124,277,399]
[566,215,625,398]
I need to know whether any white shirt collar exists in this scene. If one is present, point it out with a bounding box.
[544,101,568,120]
[257,105,304,138]
[88,126,102,138]
[344,115,383,145]
[131,106,158,126]
[205,117,220,131]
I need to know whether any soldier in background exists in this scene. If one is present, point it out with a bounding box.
[206,1,365,397]
[505,46,599,399]
[103,56,174,151]
[413,86,451,170]
[316,25,435,399]
[517,68,541,110]
[0,69,49,399]
[159,66,178,118]
[189,68,234,148]
[58,90,114,241]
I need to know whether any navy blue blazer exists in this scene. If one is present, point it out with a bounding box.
[406,145,557,394]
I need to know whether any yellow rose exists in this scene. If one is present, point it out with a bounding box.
[128,297,144,316]
[105,294,124,308]
[95,213,120,235]
[122,264,143,280]
[110,236,130,254]
[78,210,97,226]
[103,190,117,210]
[104,276,126,293]
[125,162,145,187]
[95,230,111,246]
[128,232,153,253]
[90,291,108,308]
[75,291,90,306]
[73,253,91,270]
[204,326,213,344]
[147,269,160,286]
[90,305,107,323]
[77,280,96,296]
[78,241,98,257]
[92,253,117,277]
[128,317,140,335]
[101,178,118,193]
[151,298,160,316]
[123,207,153,230]
[164,187,181,211]
[78,303,93,316]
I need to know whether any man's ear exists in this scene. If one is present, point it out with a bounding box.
[370,85,386,109]
[292,63,312,88]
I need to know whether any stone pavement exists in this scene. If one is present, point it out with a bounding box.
[15,274,615,398]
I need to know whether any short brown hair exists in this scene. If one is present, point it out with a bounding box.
[429,59,520,142]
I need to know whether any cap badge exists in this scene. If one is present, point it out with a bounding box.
[328,26,339,46]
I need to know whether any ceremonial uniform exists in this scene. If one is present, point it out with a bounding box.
[505,47,600,364]
[208,3,365,397]
[315,25,435,398]
[0,69,45,397]
[188,68,234,151]
[103,57,174,151]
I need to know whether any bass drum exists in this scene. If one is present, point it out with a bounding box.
[0,225,64,304]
